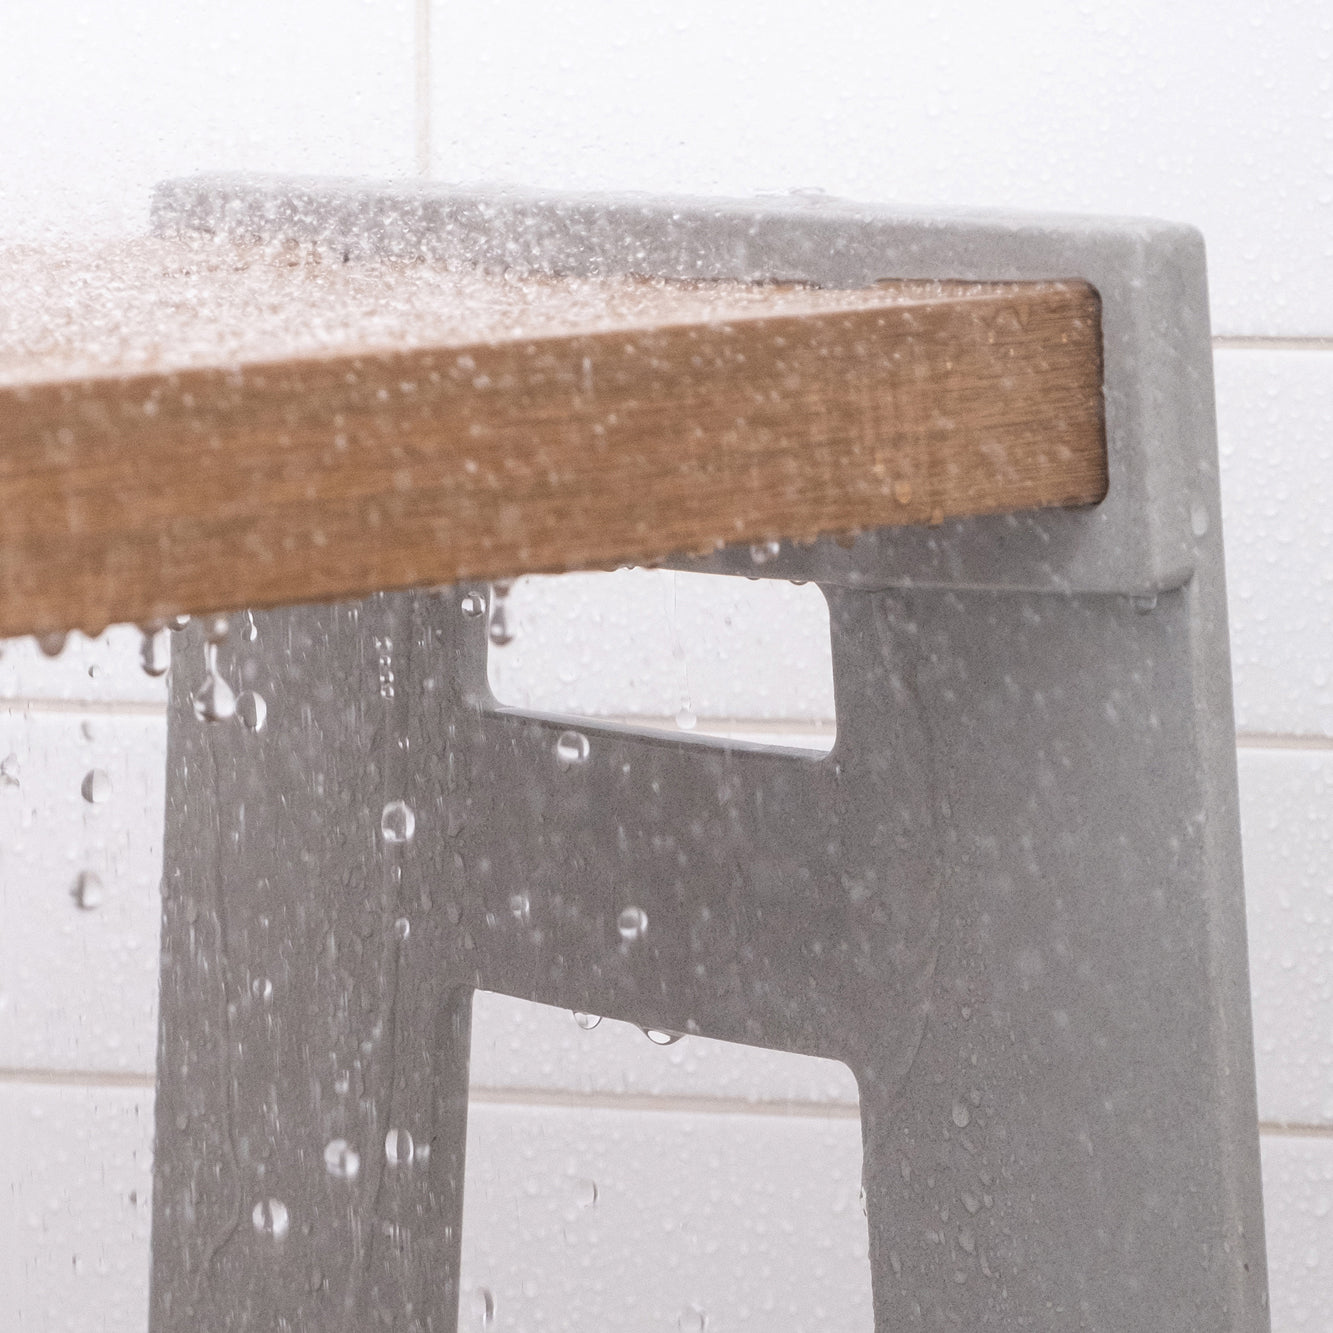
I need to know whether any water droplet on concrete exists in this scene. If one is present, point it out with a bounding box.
[556,730,590,765]
[617,906,648,941]
[236,691,267,732]
[385,1128,415,1166]
[381,800,416,844]
[323,1138,361,1181]
[193,644,236,722]
[642,1027,683,1046]
[81,769,112,804]
[251,1197,290,1240]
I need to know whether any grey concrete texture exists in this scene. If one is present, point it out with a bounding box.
[150,178,1267,1331]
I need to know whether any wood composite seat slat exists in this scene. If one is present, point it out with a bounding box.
[0,239,1105,637]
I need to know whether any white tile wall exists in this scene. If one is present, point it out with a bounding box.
[0,1083,154,1333]
[460,1099,871,1332]
[1218,351,1333,739]
[1260,1135,1333,1333]
[0,630,168,709]
[0,710,164,1076]
[486,570,837,738]
[3,0,1333,1326]
[0,0,417,240]
[430,0,1333,337]
[1240,748,1333,1130]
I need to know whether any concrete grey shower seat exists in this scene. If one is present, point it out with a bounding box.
[142,177,1268,1331]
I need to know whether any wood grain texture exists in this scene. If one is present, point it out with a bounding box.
[0,243,1105,636]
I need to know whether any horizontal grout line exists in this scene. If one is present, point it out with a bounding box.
[1259,1121,1333,1140]
[1214,336,1333,351]
[0,1070,861,1118]
[467,1085,861,1119]
[0,1071,1322,1135]
[0,697,166,716]
[0,698,1326,754]
[1236,732,1333,751]
[0,1066,154,1088]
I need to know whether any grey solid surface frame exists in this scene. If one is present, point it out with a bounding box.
[149,176,1269,1331]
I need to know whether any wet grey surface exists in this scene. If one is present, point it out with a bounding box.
[150,180,1267,1331]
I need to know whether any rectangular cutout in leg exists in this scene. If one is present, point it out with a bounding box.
[486,570,836,754]
[461,991,871,1331]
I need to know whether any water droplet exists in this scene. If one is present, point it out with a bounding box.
[0,754,18,789]
[242,610,258,641]
[193,644,236,722]
[139,628,171,677]
[204,614,230,644]
[168,614,191,631]
[236,691,267,732]
[374,635,395,699]
[323,1138,361,1181]
[617,906,648,941]
[678,1306,707,1332]
[469,1286,496,1327]
[385,1128,415,1166]
[675,703,697,731]
[251,977,273,1003]
[508,892,530,922]
[381,800,416,844]
[251,1197,290,1240]
[1190,501,1210,538]
[573,1011,602,1030]
[72,871,104,910]
[460,591,486,618]
[572,1177,598,1208]
[951,1099,971,1129]
[749,540,780,564]
[555,730,590,765]
[35,631,68,658]
[642,1027,683,1046]
[394,916,411,942]
[81,768,112,804]
[488,582,516,645]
